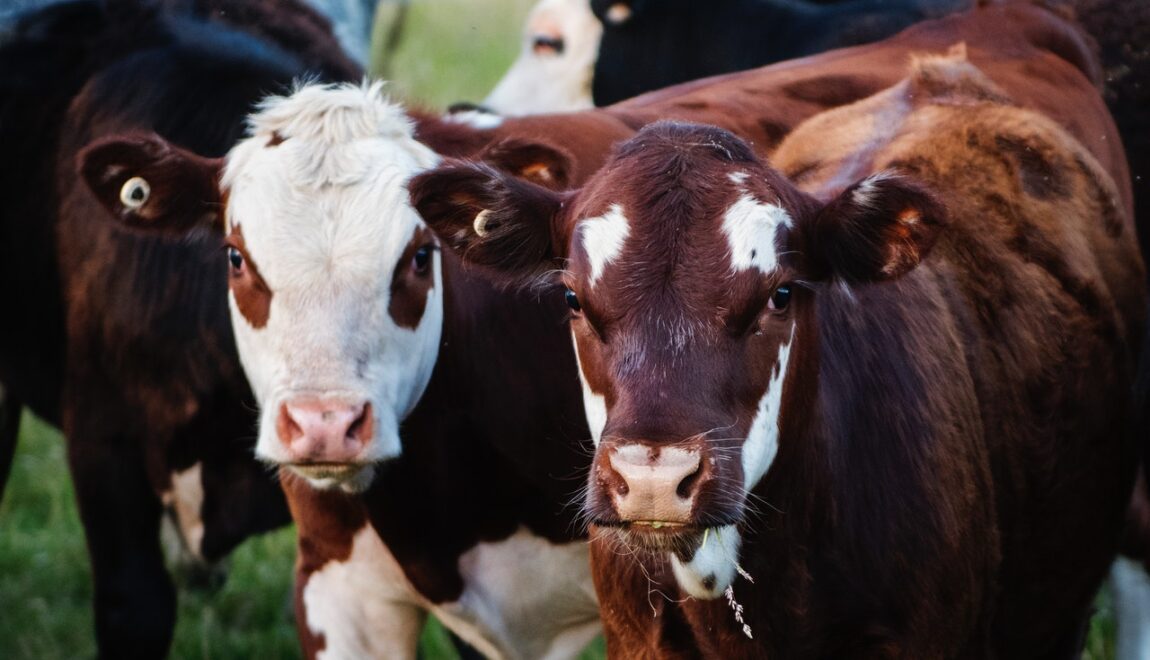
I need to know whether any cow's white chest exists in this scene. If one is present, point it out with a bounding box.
[303,525,598,660]
[433,528,600,660]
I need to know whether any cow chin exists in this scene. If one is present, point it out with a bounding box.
[286,462,377,493]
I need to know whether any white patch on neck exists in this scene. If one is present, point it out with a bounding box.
[433,528,600,660]
[579,204,629,287]
[670,524,742,599]
[572,332,607,445]
[303,524,428,659]
[721,194,792,273]
[444,109,505,130]
[159,462,205,561]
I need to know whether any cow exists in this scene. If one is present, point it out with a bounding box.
[410,50,1145,657]
[0,0,358,656]
[484,0,602,115]
[589,0,971,106]
[78,2,1137,657]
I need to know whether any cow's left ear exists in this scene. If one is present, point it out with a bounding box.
[479,138,573,190]
[409,159,567,283]
[798,173,946,284]
[78,133,225,235]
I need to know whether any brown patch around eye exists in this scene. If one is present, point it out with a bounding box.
[266,131,286,147]
[227,224,273,329]
[389,227,435,329]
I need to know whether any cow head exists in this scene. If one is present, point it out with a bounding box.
[411,122,944,597]
[79,82,443,492]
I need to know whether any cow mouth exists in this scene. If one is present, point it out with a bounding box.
[285,462,375,491]
[596,520,710,554]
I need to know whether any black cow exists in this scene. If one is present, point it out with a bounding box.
[0,1,357,656]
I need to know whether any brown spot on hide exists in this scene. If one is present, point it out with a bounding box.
[389,227,435,329]
[995,135,1069,200]
[226,224,272,329]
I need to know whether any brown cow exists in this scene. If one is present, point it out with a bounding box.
[410,51,1145,657]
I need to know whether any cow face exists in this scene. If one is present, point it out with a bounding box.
[412,122,943,597]
[79,83,444,492]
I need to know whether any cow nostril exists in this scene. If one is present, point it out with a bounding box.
[676,459,704,499]
[347,402,372,441]
[277,403,303,444]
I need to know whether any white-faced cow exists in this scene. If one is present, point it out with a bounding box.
[484,0,602,115]
[410,50,1145,657]
[0,0,358,656]
[79,82,605,660]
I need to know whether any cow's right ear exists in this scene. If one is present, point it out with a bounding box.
[77,133,224,235]
[409,160,567,281]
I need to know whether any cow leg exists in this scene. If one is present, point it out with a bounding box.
[66,433,175,659]
[0,383,20,504]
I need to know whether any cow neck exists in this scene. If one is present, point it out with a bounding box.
[358,244,589,604]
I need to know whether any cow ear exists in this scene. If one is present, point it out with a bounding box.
[479,138,572,190]
[77,133,224,235]
[409,160,567,281]
[801,173,946,283]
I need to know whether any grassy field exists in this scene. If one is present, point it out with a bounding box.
[0,0,1124,657]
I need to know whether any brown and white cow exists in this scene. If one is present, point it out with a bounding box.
[79,82,605,659]
[410,51,1146,656]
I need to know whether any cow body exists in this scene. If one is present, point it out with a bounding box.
[412,43,1143,660]
[0,1,357,655]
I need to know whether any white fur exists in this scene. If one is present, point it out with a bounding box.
[579,204,630,287]
[573,333,607,445]
[484,0,602,115]
[1111,556,1150,660]
[444,109,504,130]
[433,528,600,660]
[159,462,205,561]
[722,193,795,275]
[303,525,428,660]
[741,327,794,490]
[223,82,443,487]
[303,525,598,660]
[670,525,742,599]
[722,194,793,274]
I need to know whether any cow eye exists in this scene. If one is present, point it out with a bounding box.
[227,246,244,272]
[768,285,791,311]
[565,288,582,312]
[413,245,432,275]
[532,35,564,55]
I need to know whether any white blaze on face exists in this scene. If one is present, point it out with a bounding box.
[221,83,444,485]
[721,192,793,274]
[579,203,630,287]
[741,327,794,491]
[484,0,602,115]
[572,333,607,445]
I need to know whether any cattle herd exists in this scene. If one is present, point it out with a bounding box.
[0,0,1148,658]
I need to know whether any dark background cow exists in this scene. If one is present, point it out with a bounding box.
[0,0,357,655]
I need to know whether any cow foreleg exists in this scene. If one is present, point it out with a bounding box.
[0,382,20,505]
[66,433,175,659]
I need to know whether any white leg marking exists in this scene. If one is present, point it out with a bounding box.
[579,204,630,287]
[670,524,743,599]
[303,525,426,660]
[721,194,792,274]
[741,328,794,491]
[434,528,600,660]
[1112,556,1150,660]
